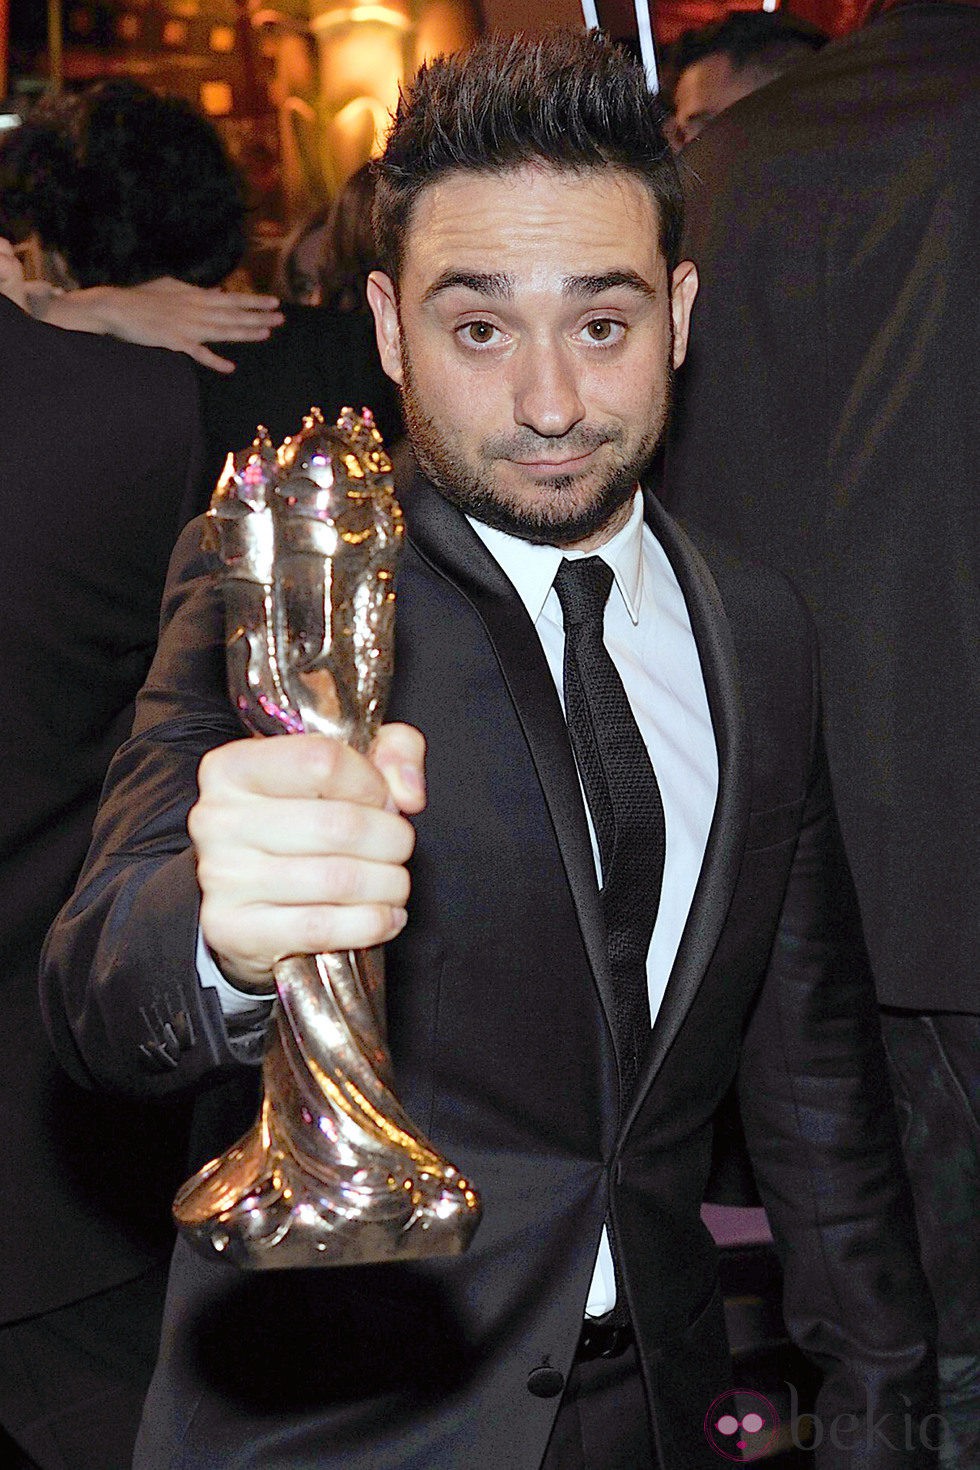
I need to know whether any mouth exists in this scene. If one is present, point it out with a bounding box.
[509,448,598,475]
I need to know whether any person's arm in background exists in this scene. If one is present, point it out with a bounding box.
[0,249,283,373]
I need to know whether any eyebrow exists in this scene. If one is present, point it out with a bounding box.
[422,271,513,304]
[562,271,660,302]
[421,268,661,306]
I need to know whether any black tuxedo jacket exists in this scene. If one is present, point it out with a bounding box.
[42,468,935,1467]
[0,296,203,1324]
[665,0,980,1012]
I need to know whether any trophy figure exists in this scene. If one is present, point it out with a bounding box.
[173,408,481,1270]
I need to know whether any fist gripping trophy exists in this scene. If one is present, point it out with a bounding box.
[173,408,481,1270]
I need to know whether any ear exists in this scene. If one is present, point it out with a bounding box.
[669,260,699,369]
[366,271,404,386]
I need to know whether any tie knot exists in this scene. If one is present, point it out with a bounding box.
[553,557,615,629]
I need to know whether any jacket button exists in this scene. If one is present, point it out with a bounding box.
[527,1366,565,1398]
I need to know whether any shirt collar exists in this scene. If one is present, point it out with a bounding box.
[466,490,645,626]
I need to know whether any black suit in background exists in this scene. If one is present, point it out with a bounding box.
[193,302,403,500]
[42,464,936,1469]
[664,2,979,1458]
[0,295,206,1468]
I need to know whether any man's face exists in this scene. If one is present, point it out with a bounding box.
[367,165,697,550]
[672,54,761,149]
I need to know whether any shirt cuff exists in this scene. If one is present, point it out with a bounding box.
[196,926,276,1017]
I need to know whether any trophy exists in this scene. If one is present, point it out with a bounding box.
[173,407,481,1270]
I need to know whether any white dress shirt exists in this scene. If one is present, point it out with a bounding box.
[200,489,718,1314]
[468,491,717,1314]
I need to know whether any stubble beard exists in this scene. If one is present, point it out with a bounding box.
[398,346,675,548]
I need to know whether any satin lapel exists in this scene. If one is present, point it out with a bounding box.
[624,493,752,1130]
[399,467,617,1036]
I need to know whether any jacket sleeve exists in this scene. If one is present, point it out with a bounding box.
[40,517,269,1099]
[737,635,938,1468]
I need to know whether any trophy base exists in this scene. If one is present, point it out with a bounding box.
[173,1123,481,1271]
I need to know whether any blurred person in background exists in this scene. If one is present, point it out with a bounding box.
[275,163,381,309]
[316,161,380,312]
[195,160,401,499]
[274,202,331,305]
[0,245,205,1470]
[669,9,827,150]
[665,1,979,1461]
[0,79,282,371]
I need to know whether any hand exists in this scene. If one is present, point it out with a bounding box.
[45,276,284,372]
[190,725,426,992]
[0,237,28,311]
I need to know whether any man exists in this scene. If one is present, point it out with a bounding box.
[0,286,204,1466]
[670,10,827,150]
[1,81,282,371]
[664,3,978,1463]
[42,33,935,1470]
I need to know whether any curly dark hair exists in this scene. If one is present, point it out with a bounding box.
[0,80,246,287]
[373,30,682,285]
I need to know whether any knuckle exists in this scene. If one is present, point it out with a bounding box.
[199,897,237,954]
[187,799,205,843]
[198,739,244,793]
[188,799,234,859]
[320,854,358,901]
[196,747,222,793]
[305,736,341,789]
[296,907,336,955]
[321,801,358,850]
[195,851,234,896]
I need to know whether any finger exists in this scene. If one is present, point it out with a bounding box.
[197,321,277,343]
[199,734,391,808]
[190,793,417,862]
[370,723,427,814]
[199,303,284,322]
[198,849,412,909]
[183,341,237,373]
[212,291,281,310]
[203,901,408,972]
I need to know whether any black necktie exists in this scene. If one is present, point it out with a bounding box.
[553,556,666,1109]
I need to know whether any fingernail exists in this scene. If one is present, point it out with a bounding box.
[389,907,408,936]
[400,764,424,797]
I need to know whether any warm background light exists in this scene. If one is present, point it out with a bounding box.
[2,0,867,277]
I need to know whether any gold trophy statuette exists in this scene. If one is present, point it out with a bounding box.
[173,407,481,1270]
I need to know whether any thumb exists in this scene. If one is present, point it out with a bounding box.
[370,723,427,815]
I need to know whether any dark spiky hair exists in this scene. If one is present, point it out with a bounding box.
[373,31,682,283]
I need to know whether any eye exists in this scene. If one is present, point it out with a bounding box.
[458,320,500,346]
[580,318,625,344]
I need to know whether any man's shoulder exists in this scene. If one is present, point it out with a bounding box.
[651,496,812,637]
[682,3,980,204]
[1,291,196,405]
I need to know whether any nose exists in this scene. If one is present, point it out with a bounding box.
[512,342,585,439]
